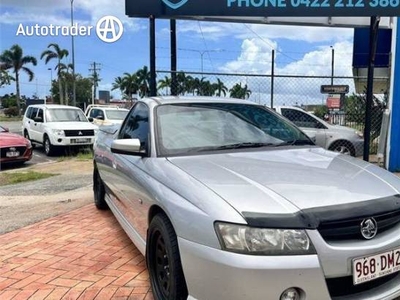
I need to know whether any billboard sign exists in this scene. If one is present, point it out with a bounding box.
[126,0,400,18]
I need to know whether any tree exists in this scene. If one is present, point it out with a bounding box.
[112,76,125,97]
[136,66,151,97]
[41,43,69,105]
[158,76,171,95]
[0,44,37,116]
[314,105,329,119]
[89,72,101,103]
[121,72,140,104]
[58,63,74,105]
[229,83,252,99]
[51,74,92,107]
[214,78,228,97]
[0,69,15,87]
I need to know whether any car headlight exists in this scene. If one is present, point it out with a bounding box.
[355,131,364,138]
[52,129,65,136]
[215,222,316,255]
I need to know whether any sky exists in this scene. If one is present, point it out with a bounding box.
[0,0,378,106]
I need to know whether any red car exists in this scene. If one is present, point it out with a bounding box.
[0,125,33,165]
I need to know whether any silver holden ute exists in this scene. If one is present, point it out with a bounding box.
[93,96,400,300]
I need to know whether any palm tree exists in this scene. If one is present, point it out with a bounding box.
[58,63,74,105]
[229,83,252,99]
[214,78,228,97]
[112,76,125,97]
[136,66,151,97]
[158,76,171,95]
[122,72,140,104]
[0,44,37,116]
[41,43,69,105]
[0,69,15,87]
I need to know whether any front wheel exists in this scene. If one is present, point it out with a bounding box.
[24,130,36,148]
[43,135,56,156]
[93,166,108,210]
[329,141,356,157]
[147,214,188,300]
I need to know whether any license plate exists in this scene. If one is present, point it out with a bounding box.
[352,247,400,285]
[6,151,20,157]
[71,138,90,144]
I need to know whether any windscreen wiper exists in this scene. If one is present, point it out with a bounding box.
[198,142,275,151]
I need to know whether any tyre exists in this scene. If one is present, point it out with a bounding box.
[147,214,188,300]
[93,166,108,210]
[24,130,36,148]
[43,135,56,156]
[329,141,356,157]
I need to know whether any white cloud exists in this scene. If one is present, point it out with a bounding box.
[177,20,353,44]
[220,39,354,106]
[220,38,276,74]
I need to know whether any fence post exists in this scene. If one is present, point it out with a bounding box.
[363,16,380,162]
[149,16,157,97]
[271,49,275,108]
[170,19,177,96]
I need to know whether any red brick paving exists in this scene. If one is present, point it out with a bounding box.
[0,205,153,300]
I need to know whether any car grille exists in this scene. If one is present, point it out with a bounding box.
[326,272,399,298]
[318,210,400,241]
[0,146,27,158]
[64,130,95,137]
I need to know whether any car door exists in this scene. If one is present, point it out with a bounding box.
[26,107,39,141]
[280,108,328,148]
[111,103,152,241]
[31,108,45,142]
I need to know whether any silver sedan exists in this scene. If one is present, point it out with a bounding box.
[93,96,400,300]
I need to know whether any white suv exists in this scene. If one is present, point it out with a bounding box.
[22,104,98,156]
[84,104,129,126]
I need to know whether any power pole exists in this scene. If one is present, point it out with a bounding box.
[89,62,101,105]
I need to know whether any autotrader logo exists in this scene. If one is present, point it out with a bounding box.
[96,16,124,43]
[16,15,124,43]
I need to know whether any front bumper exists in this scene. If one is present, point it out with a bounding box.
[179,237,329,300]
[178,237,400,300]
[49,135,95,146]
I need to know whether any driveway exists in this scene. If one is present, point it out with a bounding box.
[0,159,153,299]
[0,205,153,300]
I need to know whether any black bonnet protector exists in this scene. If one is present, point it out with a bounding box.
[242,194,400,229]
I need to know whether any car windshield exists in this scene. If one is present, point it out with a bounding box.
[105,110,128,120]
[156,103,313,156]
[46,109,87,122]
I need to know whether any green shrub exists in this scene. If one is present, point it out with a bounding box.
[4,106,19,117]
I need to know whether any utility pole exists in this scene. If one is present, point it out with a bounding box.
[89,62,101,105]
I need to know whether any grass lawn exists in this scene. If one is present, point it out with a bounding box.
[0,116,22,122]
[0,171,57,186]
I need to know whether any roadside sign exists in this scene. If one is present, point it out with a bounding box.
[326,94,341,109]
[320,85,349,94]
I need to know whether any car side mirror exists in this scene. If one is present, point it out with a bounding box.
[111,139,147,157]
[34,117,43,123]
[88,117,94,122]
[3,127,9,132]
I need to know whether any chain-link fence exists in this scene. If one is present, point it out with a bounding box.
[156,70,389,160]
